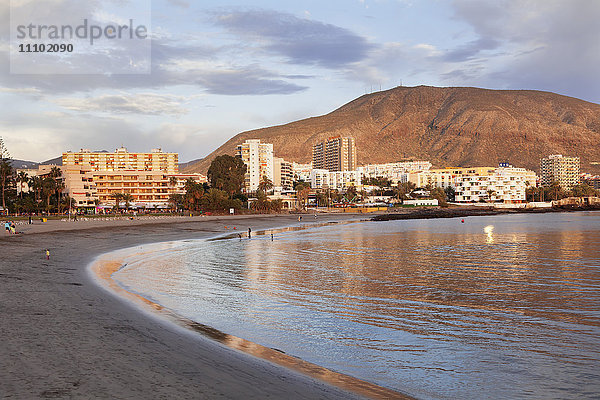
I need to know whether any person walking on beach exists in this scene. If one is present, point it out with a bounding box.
[45,249,50,260]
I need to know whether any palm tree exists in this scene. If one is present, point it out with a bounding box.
[169,176,178,193]
[258,176,274,194]
[122,193,134,212]
[55,180,65,213]
[486,189,496,203]
[16,171,29,199]
[29,176,42,203]
[42,177,57,213]
[110,192,123,213]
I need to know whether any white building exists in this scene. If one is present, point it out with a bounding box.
[358,161,432,182]
[330,170,361,190]
[540,154,580,189]
[310,169,330,189]
[310,169,361,191]
[454,166,536,203]
[235,139,274,192]
[292,162,312,182]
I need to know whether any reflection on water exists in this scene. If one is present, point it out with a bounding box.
[113,212,600,399]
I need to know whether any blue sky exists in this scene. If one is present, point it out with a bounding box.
[1,0,599,163]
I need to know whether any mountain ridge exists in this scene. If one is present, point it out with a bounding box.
[183,85,600,175]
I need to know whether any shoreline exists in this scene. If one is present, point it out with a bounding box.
[90,234,408,399]
[0,213,411,399]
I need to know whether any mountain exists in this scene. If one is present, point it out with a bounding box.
[9,159,40,169]
[40,156,63,166]
[182,86,600,175]
[10,156,62,169]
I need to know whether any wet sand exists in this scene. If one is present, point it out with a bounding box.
[0,214,410,399]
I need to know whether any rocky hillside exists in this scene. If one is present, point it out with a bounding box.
[183,86,600,174]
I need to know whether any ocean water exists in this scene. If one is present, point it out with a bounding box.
[112,212,600,399]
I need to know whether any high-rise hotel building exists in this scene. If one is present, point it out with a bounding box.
[312,136,356,172]
[540,154,580,190]
[236,139,274,192]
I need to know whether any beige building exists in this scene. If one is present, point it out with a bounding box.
[273,157,293,190]
[236,139,274,192]
[312,136,356,172]
[59,147,205,210]
[408,167,497,189]
[540,154,580,190]
[62,147,178,174]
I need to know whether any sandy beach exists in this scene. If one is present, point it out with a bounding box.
[0,214,410,399]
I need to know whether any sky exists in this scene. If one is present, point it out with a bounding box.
[1,0,599,163]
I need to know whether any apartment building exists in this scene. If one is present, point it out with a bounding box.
[310,169,361,191]
[59,147,205,210]
[540,154,580,190]
[291,162,312,182]
[63,147,178,174]
[358,161,432,182]
[273,157,293,191]
[454,166,537,203]
[236,139,274,192]
[312,136,356,171]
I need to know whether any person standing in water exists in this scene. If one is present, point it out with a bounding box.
[45,249,50,260]
[248,227,252,239]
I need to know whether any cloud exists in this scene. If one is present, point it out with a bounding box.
[54,93,195,115]
[192,65,308,95]
[448,0,600,102]
[166,0,190,8]
[442,37,500,62]
[212,9,376,68]
[0,41,307,95]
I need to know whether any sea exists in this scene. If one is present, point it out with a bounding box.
[111,211,600,399]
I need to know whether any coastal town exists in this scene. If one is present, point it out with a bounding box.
[1,135,599,220]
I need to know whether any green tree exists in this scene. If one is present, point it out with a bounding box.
[430,187,448,206]
[548,181,565,201]
[250,190,271,213]
[258,176,273,194]
[16,171,29,199]
[207,155,247,196]
[201,188,242,212]
[315,190,328,207]
[395,182,416,201]
[42,177,57,212]
[294,181,311,210]
[168,193,184,212]
[122,193,134,211]
[571,183,597,197]
[56,180,65,213]
[110,192,123,212]
[444,186,456,202]
[183,179,205,211]
[0,138,13,211]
